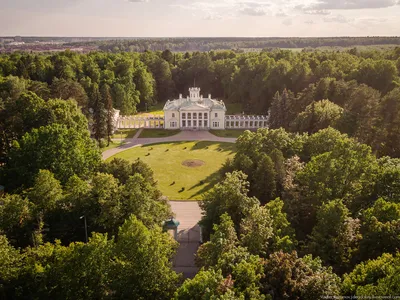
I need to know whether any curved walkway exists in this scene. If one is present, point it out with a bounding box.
[102,129,237,160]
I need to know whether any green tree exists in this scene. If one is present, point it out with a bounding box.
[240,205,273,257]
[100,83,114,145]
[0,194,33,247]
[252,154,276,203]
[196,213,239,268]
[174,269,236,300]
[27,170,63,213]
[199,171,259,241]
[111,215,180,299]
[375,88,400,157]
[308,200,361,273]
[291,100,343,134]
[4,123,101,189]
[261,251,341,300]
[342,252,400,297]
[359,198,400,261]
[0,234,23,298]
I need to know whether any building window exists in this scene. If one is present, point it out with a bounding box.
[198,113,202,119]
[193,113,197,119]
[172,113,175,118]
[213,121,220,128]
[215,113,218,118]
[193,120,197,127]
[182,120,186,127]
[204,120,208,127]
[170,121,177,128]
[188,120,192,127]
[182,113,186,119]
[188,113,191,119]
[204,113,208,119]
[199,120,202,127]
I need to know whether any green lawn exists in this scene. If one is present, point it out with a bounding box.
[106,141,236,200]
[210,130,247,138]
[136,102,164,116]
[111,129,138,139]
[139,129,180,138]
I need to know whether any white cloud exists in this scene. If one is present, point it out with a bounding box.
[282,18,293,26]
[276,11,288,17]
[240,7,269,16]
[308,0,398,10]
[304,9,331,15]
[323,14,353,23]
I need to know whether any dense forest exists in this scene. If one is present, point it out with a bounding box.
[66,37,400,52]
[1,46,400,298]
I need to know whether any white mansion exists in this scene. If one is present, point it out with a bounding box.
[163,87,226,130]
[115,87,269,130]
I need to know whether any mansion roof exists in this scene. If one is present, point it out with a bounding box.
[163,87,226,112]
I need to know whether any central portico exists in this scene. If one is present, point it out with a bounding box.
[163,87,226,130]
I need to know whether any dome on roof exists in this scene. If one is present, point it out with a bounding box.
[163,218,180,229]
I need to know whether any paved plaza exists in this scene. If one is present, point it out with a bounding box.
[170,201,203,279]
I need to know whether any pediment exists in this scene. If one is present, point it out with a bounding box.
[179,103,210,111]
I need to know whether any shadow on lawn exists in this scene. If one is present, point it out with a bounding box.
[189,141,236,154]
[187,167,223,199]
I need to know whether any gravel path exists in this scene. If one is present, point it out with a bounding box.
[102,130,237,160]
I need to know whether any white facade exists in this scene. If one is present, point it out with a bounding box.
[163,87,226,130]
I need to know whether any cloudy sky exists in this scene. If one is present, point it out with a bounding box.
[1,0,399,37]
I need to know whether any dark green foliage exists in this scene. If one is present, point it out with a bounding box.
[4,124,101,189]
[261,251,341,299]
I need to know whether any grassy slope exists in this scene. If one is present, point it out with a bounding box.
[111,129,138,139]
[136,102,164,116]
[106,141,236,200]
[101,141,126,152]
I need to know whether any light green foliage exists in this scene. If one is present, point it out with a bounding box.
[174,269,227,300]
[302,127,350,161]
[5,123,101,188]
[359,198,400,261]
[308,200,361,272]
[0,194,33,247]
[199,171,259,240]
[265,198,296,253]
[112,215,180,299]
[240,205,273,256]
[4,217,180,299]
[342,253,400,296]
[0,234,22,284]
[292,137,377,236]
[291,100,344,134]
[27,170,63,213]
[197,213,239,268]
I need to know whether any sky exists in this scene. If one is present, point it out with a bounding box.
[1,0,400,37]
